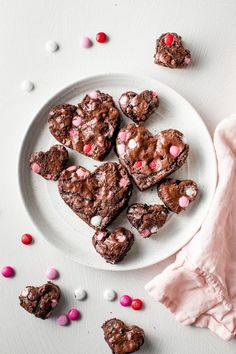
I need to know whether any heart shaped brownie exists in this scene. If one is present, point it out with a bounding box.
[116,124,189,191]
[92,227,134,264]
[154,32,191,68]
[127,203,168,238]
[30,144,68,181]
[102,318,145,354]
[58,162,132,230]
[119,90,159,123]
[48,90,120,161]
[19,282,60,319]
[157,178,198,213]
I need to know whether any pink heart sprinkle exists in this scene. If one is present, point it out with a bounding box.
[88,91,98,99]
[67,165,77,171]
[76,168,85,177]
[169,145,180,157]
[140,229,151,238]
[179,196,189,208]
[31,163,40,174]
[73,116,83,127]
[118,131,128,142]
[69,128,76,137]
[119,177,128,187]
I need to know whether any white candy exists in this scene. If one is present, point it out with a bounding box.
[128,139,137,149]
[74,288,87,301]
[185,186,195,197]
[45,40,59,52]
[103,289,117,301]
[21,80,34,92]
[91,215,102,227]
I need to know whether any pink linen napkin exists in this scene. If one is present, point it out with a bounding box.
[145,115,236,340]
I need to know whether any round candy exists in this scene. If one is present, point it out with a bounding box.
[179,196,189,208]
[128,139,137,149]
[91,215,102,227]
[67,308,80,321]
[169,145,180,157]
[45,40,59,52]
[56,315,69,326]
[81,36,93,48]
[120,295,132,307]
[103,289,117,301]
[83,144,92,154]
[74,288,87,301]
[31,162,40,173]
[134,161,142,169]
[21,233,33,245]
[131,298,143,311]
[46,267,59,280]
[96,32,107,43]
[21,80,34,92]
[149,160,157,170]
[164,33,174,46]
[1,266,14,278]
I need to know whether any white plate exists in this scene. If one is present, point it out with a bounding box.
[18,73,217,271]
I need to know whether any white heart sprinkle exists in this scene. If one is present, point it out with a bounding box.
[91,215,102,226]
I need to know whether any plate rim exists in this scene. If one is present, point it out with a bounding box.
[18,72,217,271]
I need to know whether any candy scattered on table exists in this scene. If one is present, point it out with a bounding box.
[21,233,33,245]
[46,267,59,280]
[67,308,80,321]
[96,32,107,43]
[21,80,34,92]
[1,266,14,278]
[103,289,117,301]
[74,288,87,301]
[56,314,69,326]
[45,40,59,52]
[81,36,93,48]
[131,298,143,310]
[120,294,132,307]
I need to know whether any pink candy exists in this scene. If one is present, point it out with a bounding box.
[120,95,129,106]
[184,57,191,65]
[119,131,128,142]
[1,266,14,278]
[119,177,127,187]
[67,308,80,321]
[73,116,83,127]
[46,267,59,280]
[117,234,126,242]
[169,145,180,157]
[31,162,40,174]
[81,36,93,48]
[56,315,69,326]
[117,144,126,156]
[76,168,85,177]
[88,91,98,99]
[140,229,151,238]
[120,295,132,307]
[179,196,190,208]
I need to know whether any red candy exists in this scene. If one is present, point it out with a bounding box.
[134,161,142,169]
[149,160,156,170]
[21,233,33,245]
[67,308,80,321]
[131,298,143,310]
[96,32,107,43]
[164,33,174,46]
[83,144,92,154]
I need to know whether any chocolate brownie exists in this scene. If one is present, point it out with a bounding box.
[119,90,159,123]
[48,90,120,161]
[58,162,132,230]
[127,203,168,238]
[157,178,199,213]
[19,282,60,319]
[154,32,191,68]
[30,144,68,181]
[116,124,189,191]
[102,318,145,354]
[92,227,134,264]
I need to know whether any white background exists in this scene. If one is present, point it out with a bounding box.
[0,0,236,353]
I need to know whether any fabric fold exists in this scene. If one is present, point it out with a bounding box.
[145,115,236,341]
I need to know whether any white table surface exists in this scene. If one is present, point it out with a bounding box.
[1,0,236,353]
